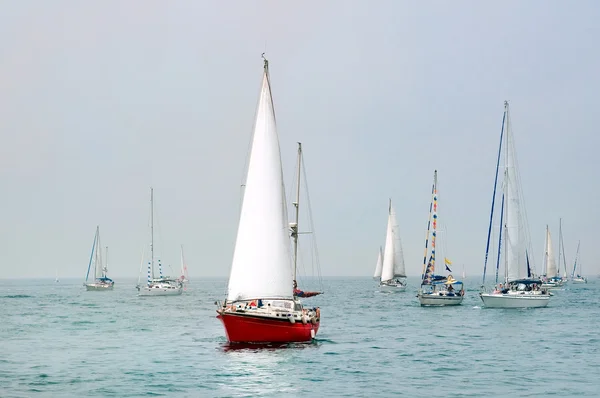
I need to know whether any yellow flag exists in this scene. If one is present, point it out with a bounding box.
[444,257,452,265]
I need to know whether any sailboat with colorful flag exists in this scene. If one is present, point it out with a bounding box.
[378,199,407,291]
[84,226,114,291]
[571,241,587,283]
[417,170,464,306]
[136,188,183,296]
[216,56,320,344]
[479,101,551,308]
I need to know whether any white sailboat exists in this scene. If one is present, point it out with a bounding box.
[541,225,563,288]
[379,199,407,291]
[55,270,59,283]
[137,188,183,296]
[216,56,320,343]
[84,226,114,291]
[479,101,551,308]
[178,244,189,286]
[418,170,464,306]
[571,241,587,283]
[373,247,383,280]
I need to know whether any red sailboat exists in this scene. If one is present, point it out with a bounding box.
[217,56,320,344]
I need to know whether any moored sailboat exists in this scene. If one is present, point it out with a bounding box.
[216,56,320,344]
[479,101,551,308]
[541,225,563,288]
[137,188,183,296]
[571,241,587,283]
[290,143,323,299]
[84,226,114,291]
[379,200,407,291]
[417,170,464,306]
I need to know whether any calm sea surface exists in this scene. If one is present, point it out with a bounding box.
[1,277,599,397]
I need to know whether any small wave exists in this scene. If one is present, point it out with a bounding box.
[2,294,33,299]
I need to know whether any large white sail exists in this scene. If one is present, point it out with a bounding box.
[227,60,293,302]
[504,106,526,282]
[373,247,383,279]
[381,201,406,281]
[545,227,558,277]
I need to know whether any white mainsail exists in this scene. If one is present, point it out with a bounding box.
[373,247,383,279]
[503,105,527,282]
[227,59,293,302]
[545,227,558,277]
[381,201,406,281]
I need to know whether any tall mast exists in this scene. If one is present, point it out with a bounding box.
[503,100,509,284]
[557,218,562,276]
[105,246,109,277]
[292,142,302,284]
[150,187,154,280]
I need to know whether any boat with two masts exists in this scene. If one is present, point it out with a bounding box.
[479,101,551,308]
[417,170,464,306]
[84,226,114,291]
[216,56,320,344]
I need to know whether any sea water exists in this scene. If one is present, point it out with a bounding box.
[1,277,599,397]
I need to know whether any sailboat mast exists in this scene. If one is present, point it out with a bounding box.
[556,218,562,276]
[292,142,302,284]
[151,187,154,280]
[105,246,109,277]
[503,101,509,284]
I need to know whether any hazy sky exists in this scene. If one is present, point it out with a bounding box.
[1,1,599,279]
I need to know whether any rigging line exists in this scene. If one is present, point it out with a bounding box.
[301,154,324,289]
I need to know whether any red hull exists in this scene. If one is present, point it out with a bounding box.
[217,312,319,344]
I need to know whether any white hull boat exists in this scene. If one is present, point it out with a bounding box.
[418,292,463,306]
[379,281,407,292]
[138,282,182,296]
[377,200,407,291]
[480,292,550,308]
[84,226,115,291]
[85,283,114,291]
[136,188,184,297]
[571,277,587,284]
[418,171,464,307]
[479,102,551,309]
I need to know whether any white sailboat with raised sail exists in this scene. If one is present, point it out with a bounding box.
[541,225,563,288]
[479,101,551,308]
[373,247,383,280]
[379,199,407,291]
[137,188,183,296]
[216,56,320,344]
[178,245,189,286]
[417,170,464,306]
[84,226,114,291]
[571,241,587,283]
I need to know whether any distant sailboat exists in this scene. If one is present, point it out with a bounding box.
[178,245,189,286]
[137,188,183,296]
[84,226,114,291]
[378,199,407,291]
[373,247,383,280]
[55,270,59,283]
[571,241,587,283]
[541,225,563,288]
[417,170,464,306]
[479,101,551,308]
[216,56,320,344]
